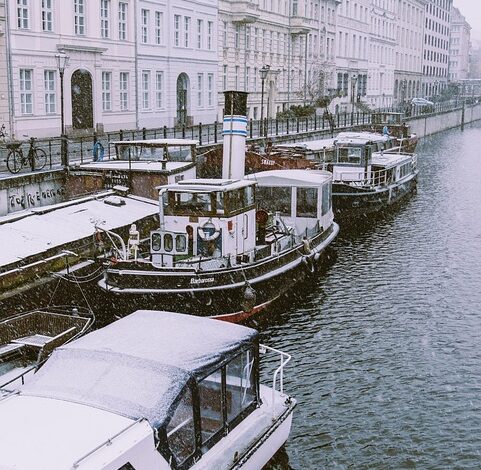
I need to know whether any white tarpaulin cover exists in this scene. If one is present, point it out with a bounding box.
[21,310,257,429]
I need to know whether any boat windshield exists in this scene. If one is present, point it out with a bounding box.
[337,147,362,164]
[164,191,214,216]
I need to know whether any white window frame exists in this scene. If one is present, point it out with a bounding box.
[44,70,56,114]
[20,69,33,115]
[141,9,149,43]
[102,71,112,112]
[155,11,163,45]
[41,0,53,32]
[118,2,128,40]
[174,14,181,47]
[207,21,213,50]
[197,19,203,49]
[156,71,164,109]
[223,65,227,91]
[184,16,190,48]
[17,0,29,29]
[74,0,85,35]
[208,73,213,107]
[197,73,203,107]
[120,72,129,111]
[142,71,150,110]
[101,0,110,38]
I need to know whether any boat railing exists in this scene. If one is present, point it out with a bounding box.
[0,364,37,390]
[259,344,292,415]
[71,417,146,469]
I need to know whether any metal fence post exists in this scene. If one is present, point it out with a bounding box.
[275,118,279,135]
[142,127,147,140]
[250,119,253,139]
[214,121,218,143]
[286,118,289,134]
[119,129,124,141]
[163,125,167,138]
[182,125,186,139]
[198,123,202,146]
[61,134,68,169]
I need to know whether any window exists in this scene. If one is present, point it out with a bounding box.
[41,0,53,32]
[235,66,239,90]
[100,0,110,38]
[44,70,56,114]
[17,0,29,29]
[184,16,190,47]
[222,21,227,48]
[207,21,213,50]
[197,19,203,49]
[20,69,33,114]
[74,0,85,35]
[246,67,250,92]
[166,387,195,467]
[222,65,227,91]
[296,187,318,218]
[118,2,127,40]
[174,15,181,47]
[208,73,213,107]
[156,71,163,108]
[235,24,240,49]
[141,9,149,43]
[321,183,331,215]
[142,71,150,109]
[197,73,203,107]
[120,72,129,111]
[155,12,163,45]
[257,187,291,216]
[199,370,223,446]
[102,72,112,111]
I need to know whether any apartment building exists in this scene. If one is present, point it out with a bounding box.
[0,0,10,135]
[5,0,217,138]
[449,7,470,82]
[422,0,453,98]
[218,0,340,120]
[394,0,426,104]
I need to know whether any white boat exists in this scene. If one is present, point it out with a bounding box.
[0,310,296,469]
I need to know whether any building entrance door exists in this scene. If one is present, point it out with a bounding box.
[176,74,188,126]
[71,69,94,130]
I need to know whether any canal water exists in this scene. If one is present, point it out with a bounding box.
[260,122,481,469]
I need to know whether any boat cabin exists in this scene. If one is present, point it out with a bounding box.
[369,112,410,138]
[0,310,268,470]
[151,179,257,268]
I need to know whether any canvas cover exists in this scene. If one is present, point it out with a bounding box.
[21,310,258,429]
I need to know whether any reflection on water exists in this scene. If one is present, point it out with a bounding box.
[260,123,481,469]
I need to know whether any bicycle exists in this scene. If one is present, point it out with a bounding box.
[3,133,47,174]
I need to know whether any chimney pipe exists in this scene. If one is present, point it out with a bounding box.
[222,90,248,180]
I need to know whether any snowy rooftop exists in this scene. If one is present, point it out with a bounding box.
[371,152,414,168]
[0,193,158,268]
[274,138,337,152]
[246,169,332,187]
[336,131,392,144]
[159,178,256,192]
[21,310,258,429]
[112,138,199,146]
[78,160,193,172]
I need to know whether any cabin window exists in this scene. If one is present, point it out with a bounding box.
[151,232,162,251]
[244,186,255,206]
[321,183,331,216]
[296,187,318,218]
[175,234,187,252]
[167,387,196,466]
[227,189,245,213]
[198,369,223,448]
[226,349,256,424]
[215,192,225,214]
[167,191,213,215]
[256,187,291,217]
[338,147,362,164]
[164,234,173,252]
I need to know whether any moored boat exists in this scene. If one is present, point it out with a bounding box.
[0,306,93,389]
[0,310,296,470]
[98,91,339,322]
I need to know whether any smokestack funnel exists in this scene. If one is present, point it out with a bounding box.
[222,90,248,180]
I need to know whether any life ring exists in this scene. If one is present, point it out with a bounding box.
[198,219,221,241]
[302,255,316,274]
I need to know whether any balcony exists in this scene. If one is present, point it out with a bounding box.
[290,15,313,35]
[229,0,260,23]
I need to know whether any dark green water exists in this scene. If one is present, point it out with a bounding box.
[260,123,481,469]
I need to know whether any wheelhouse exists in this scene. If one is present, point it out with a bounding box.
[113,139,198,164]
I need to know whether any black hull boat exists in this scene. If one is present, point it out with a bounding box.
[100,224,338,322]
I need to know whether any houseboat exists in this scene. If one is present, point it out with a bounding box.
[0,306,93,389]
[98,92,339,322]
[0,310,296,470]
[366,111,418,152]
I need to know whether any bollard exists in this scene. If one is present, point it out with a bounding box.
[61,134,68,170]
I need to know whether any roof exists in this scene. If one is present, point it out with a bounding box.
[159,178,256,192]
[245,169,332,187]
[21,310,258,429]
[371,152,414,168]
[112,138,199,146]
[79,161,193,173]
[336,131,392,144]
[0,194,158,269]
[274,138,337,151]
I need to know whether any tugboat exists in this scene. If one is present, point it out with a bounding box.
[0,310,296,469]
[98,91,339,322]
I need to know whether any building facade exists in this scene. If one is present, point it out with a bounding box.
[0,0,9,135]
[449,7,470,82]
[421,0,453,99]
[393,0,426,105]
[5,0,218,139]
[218,0,340,120]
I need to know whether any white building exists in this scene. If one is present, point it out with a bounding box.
[393,0,426,105]
[5,0,218,139]
[449,7,470,82]
[334,0,370,113]
[422,0,453,99]
[0,0,8,135]
[218,0,340,120]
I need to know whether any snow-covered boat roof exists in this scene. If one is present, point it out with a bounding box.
[371,152,414,168]
[158,178,256,192]
[336,131,393,144]
[246,169,332,187]
[112,138,199,146]
[78,160,194,172]
[0,193,158,269]
[21,310,258,429]
[274,138,337,151]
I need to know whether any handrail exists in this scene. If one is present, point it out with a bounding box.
[72,417,146,469]
[259,343,291,417]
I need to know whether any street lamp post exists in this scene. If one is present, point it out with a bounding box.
[55,52,70,168]
[259,65,270,138]
[350,74,357,124]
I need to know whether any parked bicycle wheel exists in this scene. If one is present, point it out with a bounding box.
[6,149,23,174]
[33,148,47,170]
